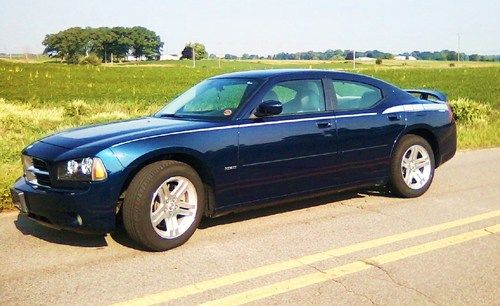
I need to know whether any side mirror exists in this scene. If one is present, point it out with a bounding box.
[254,100,283,117]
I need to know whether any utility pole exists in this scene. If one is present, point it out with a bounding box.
[353,49,356,69]
[218,56,221,68]
[192,47,196,68]
[457,33,461,62]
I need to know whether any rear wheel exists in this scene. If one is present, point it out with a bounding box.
[122,160,205,251]
[389,135,435,198]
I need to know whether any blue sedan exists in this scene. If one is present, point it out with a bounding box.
[11,69,456,251]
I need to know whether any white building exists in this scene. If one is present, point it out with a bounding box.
[394,55,417,60]
[160,54,181,60]
[356,56,376,61]
[124,54,181,61]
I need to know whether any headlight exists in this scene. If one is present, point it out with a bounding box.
[56,157,108,181]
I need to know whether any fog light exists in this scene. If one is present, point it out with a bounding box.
[76,215,83,226]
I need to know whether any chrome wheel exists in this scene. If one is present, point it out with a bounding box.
[401,145,431,190]
[150,176,197,239]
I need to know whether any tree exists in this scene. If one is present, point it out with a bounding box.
[180,43,207,60]
[224,54,237,60]
[88,27,116,62]
[42,26,164,63]
[43,27,91,63]
[129,26,163,60]
[109,27,134,61]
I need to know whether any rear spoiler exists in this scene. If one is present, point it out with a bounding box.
[404,89,447,102]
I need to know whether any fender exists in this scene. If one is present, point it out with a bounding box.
[390,123,440,165]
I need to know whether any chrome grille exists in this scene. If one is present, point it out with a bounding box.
[24,156,52,187]
[32,158,48,172]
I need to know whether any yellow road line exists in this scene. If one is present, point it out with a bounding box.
[111,210,500,306]
[201,224,500,306]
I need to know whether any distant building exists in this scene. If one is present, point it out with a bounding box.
[160,54,181,60]
[126,55,142,61]
[356,56,376,61]
[394,55,417,60]
[124,54,180,61]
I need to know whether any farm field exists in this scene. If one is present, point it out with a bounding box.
[0,59,498,210]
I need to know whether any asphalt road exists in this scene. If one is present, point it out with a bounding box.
[1,148,499,306]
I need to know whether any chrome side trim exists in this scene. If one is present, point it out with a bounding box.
[383,103,448,114]
[336,113,378,119]
[341,144,388,153]
[242,151,338,167]
[423,104,448,112]
[111,113,378,147]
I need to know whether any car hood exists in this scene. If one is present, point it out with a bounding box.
[40,117,222,150]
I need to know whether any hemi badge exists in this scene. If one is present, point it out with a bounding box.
[224,166,237,171]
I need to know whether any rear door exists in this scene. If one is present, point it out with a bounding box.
[233,78,339,206]
[329,78,406,182]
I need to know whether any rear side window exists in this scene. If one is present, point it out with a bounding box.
[332,80,382,111]
[262,79,326,115]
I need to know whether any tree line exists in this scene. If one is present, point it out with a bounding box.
[219,49,498,62]
[41,26,498,63]
[43,26,163,63]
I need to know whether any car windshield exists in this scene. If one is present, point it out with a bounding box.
[156,78,262,119]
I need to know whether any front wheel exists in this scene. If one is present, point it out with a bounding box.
[122,160,205,251]
[389,135,435,198]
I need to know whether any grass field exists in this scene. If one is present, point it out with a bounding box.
[0,58,498,211]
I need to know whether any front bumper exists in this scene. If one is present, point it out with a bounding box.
[11,177,119,234]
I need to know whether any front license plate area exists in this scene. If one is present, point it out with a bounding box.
[11,190,28,213]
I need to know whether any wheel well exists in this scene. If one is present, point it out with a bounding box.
[119,153,216,216]
[404,129,441,167]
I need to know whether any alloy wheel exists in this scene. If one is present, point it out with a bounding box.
[150,176,197,239]
[401,145,432,190]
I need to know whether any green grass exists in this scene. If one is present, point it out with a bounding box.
[0,59,498,211]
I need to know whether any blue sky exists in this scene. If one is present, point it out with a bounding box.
[0,0,499,56]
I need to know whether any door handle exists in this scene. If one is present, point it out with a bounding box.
[387,114,402,121]
[316,121,332,129]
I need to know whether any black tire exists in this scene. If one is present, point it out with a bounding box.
[122,160,205,251]
[389,134,435,198]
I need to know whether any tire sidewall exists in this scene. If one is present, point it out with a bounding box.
[390,135,435,198]
[124,161,205,251]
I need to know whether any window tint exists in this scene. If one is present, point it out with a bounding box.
[332,81,382,111]
[157,78,262,119]
[183,83,247,112]
[263,80,326,115]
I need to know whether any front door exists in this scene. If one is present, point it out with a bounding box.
[234,79,338,206]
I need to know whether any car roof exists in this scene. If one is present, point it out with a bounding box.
[211,69,341,79]
[211,69,402,93]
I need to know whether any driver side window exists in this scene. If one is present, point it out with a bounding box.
[262,80,326,115]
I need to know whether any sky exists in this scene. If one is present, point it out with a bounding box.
[0,0,499,56]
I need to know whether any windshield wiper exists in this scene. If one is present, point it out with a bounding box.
[158,113,181,118]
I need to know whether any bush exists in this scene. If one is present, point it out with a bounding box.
[449,98,492,125]
[79,54,102,66]
[64,100,92,117]
[375,58,382,65]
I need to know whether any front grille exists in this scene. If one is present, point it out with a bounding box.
[32,158,48,172]
[35,173,52,186]
[25,157,52,187]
